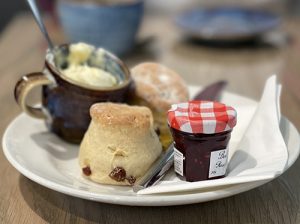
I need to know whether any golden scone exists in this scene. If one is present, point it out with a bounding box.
[130,62,189,149]
[79,103,162,186]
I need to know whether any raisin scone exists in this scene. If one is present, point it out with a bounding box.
[130,62,189,149]
[79,103,162,185]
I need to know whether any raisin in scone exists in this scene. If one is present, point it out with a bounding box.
[130,62,189,149]
[79,103,162,185]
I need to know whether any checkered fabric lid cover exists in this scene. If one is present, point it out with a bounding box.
[167,101,237,134]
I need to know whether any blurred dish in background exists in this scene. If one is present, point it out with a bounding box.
[175,7,280,42]
[57,0,144,56]
[145,0,197,14]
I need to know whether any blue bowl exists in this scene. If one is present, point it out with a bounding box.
[57,1,144,56]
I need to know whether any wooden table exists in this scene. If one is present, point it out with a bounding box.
[1,12,300,223]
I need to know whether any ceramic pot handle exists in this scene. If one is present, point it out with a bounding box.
[14,72,54,119]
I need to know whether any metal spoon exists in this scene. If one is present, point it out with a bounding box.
[26,0,55,51]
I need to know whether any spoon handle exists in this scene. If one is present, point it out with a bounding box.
[27,0,54,51]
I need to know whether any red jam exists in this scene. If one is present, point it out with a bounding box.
[170,128,232,181]
[167,101,237,182]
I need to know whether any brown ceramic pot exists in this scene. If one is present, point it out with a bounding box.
[14,45,132,143]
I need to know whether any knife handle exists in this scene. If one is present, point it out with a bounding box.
[133,145,174,192]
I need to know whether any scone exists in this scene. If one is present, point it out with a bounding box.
[79,103,162,186]
[130,62,189,149]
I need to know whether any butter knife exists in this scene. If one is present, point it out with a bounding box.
[133,81,228,192]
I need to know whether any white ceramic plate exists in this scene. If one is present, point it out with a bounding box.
[3,86,300,206]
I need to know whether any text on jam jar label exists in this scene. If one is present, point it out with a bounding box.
[174,147,184,176]
[208,148,228,178]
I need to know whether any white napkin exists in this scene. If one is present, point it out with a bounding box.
[137,75,288,195]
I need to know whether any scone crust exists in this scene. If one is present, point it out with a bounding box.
[131,62,189,112]
[90,103,153,130]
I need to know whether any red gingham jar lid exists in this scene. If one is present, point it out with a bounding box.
[167,101,237,134]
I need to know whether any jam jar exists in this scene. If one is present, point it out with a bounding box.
[167,101,237,182]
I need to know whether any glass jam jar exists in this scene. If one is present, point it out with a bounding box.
[167,101,237,182]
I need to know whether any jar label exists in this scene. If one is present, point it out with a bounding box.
[174,147,184,176]
[209,148,228,178]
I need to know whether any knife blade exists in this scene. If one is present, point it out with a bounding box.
[193,80,227,101]
[133,81,228,192]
